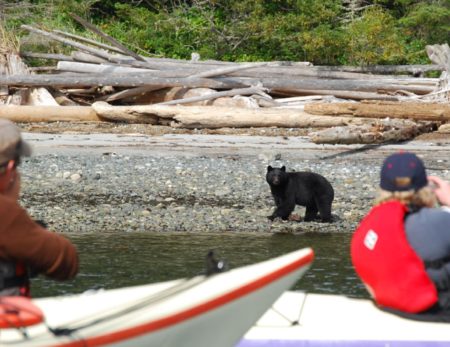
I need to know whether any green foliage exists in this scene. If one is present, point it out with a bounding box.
[399,2,450,44]
[1,0,448,66]
[344,6,406,65]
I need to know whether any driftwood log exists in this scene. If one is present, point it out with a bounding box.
[304,101,450,121]
[310,119,436,144]
[0,73,249,89]
[91,101,375,128]
[0,74,436,97]
[0,105,101,122]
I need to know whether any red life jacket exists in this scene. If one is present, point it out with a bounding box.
[0,260,30,297]
[351,200,438,313]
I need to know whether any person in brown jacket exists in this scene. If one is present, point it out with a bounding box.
[0,119,78,296]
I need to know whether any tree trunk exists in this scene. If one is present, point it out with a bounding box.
[92,101,374,128]
[0,106,101,122]
[313,64,443,75]
[0,74,248,89]
[310,119,435,144]
[304,101,450,121]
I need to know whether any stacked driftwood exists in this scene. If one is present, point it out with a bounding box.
[0,15,449,144]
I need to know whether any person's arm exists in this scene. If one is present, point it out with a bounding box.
[428,176,450,207]
[0,198,78,280]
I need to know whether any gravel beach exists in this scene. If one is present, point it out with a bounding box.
[17,123,450,235]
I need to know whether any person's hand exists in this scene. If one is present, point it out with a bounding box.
[428,176,450,207]
[3,170,21,201]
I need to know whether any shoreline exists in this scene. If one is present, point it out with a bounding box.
[18,129,450,235]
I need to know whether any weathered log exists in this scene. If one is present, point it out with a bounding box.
[438,123,450,133]
[53,30,126,55]
[304,101,450,121]
[20,52,74,61]
[0,74,248,89]
[426,44,450,70]
[29,66,59,73]
[91,62,267,102]
[69,13,146,62]
[91,101,374,128]
[57,61,153,74]
[0,72,434,96]
[21,25,153,69]
[54,60,438,83]
[71,51,109,64]
[156,86,268,106]
[273,89,401,101]
[3,53,57,106]
[102,86,164,102]
[262,78,435,94]
[49,88,79,106]
[27,88,59,106]
[310,119,435,144]
[0,106,101,122]
[314,64,444,75]
[21,25,118,63]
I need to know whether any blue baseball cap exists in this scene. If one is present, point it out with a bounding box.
[380,152,427,192]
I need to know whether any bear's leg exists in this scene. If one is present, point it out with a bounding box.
[304,204,319,222]
[317,198,333,223]
[270,199,295,221]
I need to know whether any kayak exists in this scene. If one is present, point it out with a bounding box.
[0,247,314,347]
[240,291,450,347]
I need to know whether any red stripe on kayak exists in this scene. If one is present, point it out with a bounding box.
[54,250,314,347]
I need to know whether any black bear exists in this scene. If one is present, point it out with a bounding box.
[266,165,334,223]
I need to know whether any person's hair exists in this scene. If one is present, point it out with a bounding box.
[374,186,437,208]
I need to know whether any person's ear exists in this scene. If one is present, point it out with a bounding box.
[0,161,16,192]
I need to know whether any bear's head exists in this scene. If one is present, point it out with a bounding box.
[266,166,288,186]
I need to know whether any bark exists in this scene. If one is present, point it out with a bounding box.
[272,89,401,101]
[69,13,146,62]
[53,60,439,83]
[53,30,126,55]
[21,25,120,64]
[0,106,101,122]
[261,78,435,94]
[0,73,434,97]
[91,101,373,128]
[313,64,443,75]
[27,88,59,106]
[20,52,74,61]
[57,61,153,74]
[0,74,247,89]
[156,86,268,106]
[310,119,435,144]
[71,51,109,64]
[2,53,57,106]
[102,86,164,102]
[304,101,450,121]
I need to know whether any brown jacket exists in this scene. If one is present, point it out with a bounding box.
[0,195,78,280]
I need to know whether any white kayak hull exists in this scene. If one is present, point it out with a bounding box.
[0,248,314,347]
[240,291,450,347]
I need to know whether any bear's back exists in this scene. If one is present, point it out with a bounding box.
[288,171,334,199]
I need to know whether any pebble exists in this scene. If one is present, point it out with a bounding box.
[18,152,448,234]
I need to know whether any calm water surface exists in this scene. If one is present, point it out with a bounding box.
[32,232,368,299]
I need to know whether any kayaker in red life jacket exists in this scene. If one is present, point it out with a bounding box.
[351,151,450,321]
[0,119,78,297]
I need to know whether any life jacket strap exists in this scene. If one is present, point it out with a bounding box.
[424,256,450,270]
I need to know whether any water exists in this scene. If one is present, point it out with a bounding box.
[31,232,368,299]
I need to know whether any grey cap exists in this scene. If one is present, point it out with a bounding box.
[0,119,32,165]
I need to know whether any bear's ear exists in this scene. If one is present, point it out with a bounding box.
[281,166,286,172]
[267,165,273,171]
